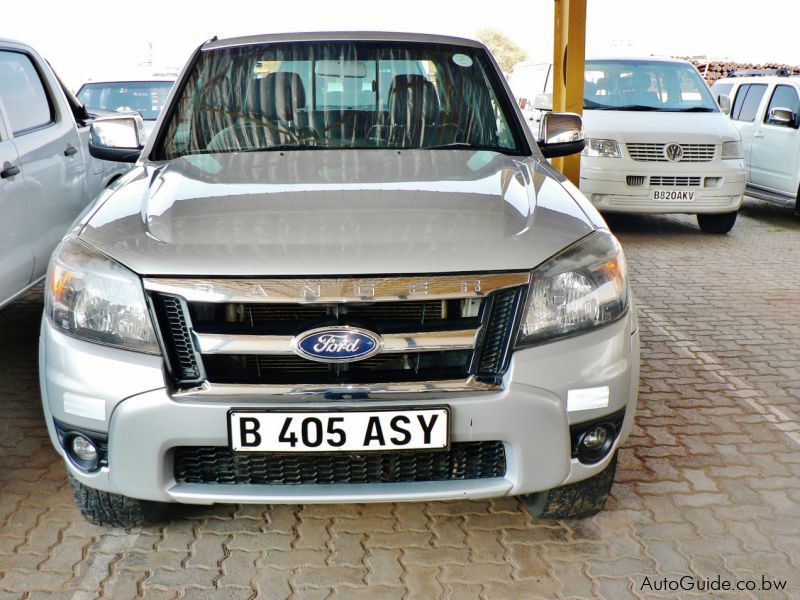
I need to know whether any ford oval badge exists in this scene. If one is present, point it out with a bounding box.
[292,326,383,363]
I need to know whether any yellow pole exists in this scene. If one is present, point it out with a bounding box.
[551,0,568,172]
[551,0,587,184]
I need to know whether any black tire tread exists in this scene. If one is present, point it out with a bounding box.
[697,211,737,234]
[524,453,617,520]
[68,473,170,528]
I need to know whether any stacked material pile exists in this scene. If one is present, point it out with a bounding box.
[679,58,800,84]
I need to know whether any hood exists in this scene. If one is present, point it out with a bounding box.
[583,110,740,143]
[79,150,595,276]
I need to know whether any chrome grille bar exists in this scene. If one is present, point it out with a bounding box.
[144,273,531,304]
[194,329,480,355]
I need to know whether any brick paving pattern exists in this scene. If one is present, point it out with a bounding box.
[1,197,799,599]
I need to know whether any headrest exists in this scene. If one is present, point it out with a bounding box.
[388,74,440,126]
[257,72,307,121]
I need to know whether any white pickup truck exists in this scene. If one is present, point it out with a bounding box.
[0,39,127,307]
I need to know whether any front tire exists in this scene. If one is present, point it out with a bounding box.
[697,211,737,234]
[69,474,171,527]
[522,453,617,519]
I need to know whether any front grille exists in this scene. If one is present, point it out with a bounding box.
[150,275,528,390]
[650,176,702,187]
[174,442,506,485]
[626,143,716,162]
[203,350,473,385]
[626,175,645,187]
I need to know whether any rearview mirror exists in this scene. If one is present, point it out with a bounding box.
[767,106,796,127]
[533,93,553,111]
[315,60,367,78]
[717,94,731,116]
[88,115,144,163]
[537,112,585,158]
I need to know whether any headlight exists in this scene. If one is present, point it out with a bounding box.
[582,138,621,158]
[721,140,743,159]
[45,236,159,354]
[517,230,628,346]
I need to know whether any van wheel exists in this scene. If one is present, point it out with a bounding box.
[697,211,737,233]
[68,473,171,527]
[522,453,617,519]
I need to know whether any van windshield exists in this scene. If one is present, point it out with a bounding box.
[156,41,525,159]
[584,59,718,112]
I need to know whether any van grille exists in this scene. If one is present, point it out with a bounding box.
[650,176,702,187]
[627,143,716,162]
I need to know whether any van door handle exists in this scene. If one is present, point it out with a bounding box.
[64,144,78,156]
[753,132,765,138]
[0,164,21,179]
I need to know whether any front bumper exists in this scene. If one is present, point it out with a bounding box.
[580,157,746,214]
[40,311,639,504]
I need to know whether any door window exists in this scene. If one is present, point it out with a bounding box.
[0,51,53,135]
[731,83,767,122]
[764,85,800,123]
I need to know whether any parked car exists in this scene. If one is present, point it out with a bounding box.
[76,77,175,139]
[0,39,128,308]
[711,71,800,214]
[41,32,640,527]
[510,57,746,233]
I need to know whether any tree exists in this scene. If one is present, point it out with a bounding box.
[477,29,529,74]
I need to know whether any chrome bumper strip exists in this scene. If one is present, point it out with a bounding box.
[172,377,502,400]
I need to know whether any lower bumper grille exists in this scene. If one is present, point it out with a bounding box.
[174,442,506,485]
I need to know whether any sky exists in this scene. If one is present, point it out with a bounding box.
[7,0,800,90]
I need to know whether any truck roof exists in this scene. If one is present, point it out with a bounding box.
[204,31,484,51]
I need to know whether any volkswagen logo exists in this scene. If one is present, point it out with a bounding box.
[292,326,383,363]
[664,143,684,162]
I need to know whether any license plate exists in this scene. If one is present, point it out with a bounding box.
[652,189,695,201]
[229,408,449,452]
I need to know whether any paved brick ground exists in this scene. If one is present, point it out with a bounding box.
[1,197,799,599]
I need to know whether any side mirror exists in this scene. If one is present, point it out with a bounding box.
[533,93,553,111]
[89,115,145,163]
[537,112,585,158]
[767,106,796,127]
[717,94,731,116]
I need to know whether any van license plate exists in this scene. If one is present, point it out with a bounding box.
[229,408,449,452]
[652,190,695,201]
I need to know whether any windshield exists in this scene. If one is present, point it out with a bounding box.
[583,60,717,112]
[77,81,174,120]
[156,41,525,159]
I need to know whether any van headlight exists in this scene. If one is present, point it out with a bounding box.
[45,236,159,354]
[517,230,628,346]
[582,138,621,158]
[721,140,743,159]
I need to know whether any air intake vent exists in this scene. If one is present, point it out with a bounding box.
[650,176,702,187]
[626,175,645,187]
[152,294,202,383]
[174,442,507,485]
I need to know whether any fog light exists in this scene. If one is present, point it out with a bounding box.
[581,426,609,451]
[71,436,98,461]
[577,424,615,463]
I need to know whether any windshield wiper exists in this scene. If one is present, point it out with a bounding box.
[599,105,668,112]
[241,144,323,152]
[423,142,478,150]
[673,106,716,112]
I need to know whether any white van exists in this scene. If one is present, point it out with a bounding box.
[510,57,746,233]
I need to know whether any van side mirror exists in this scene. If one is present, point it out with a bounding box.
[533,93,553,111]
[717,94,731,116]
[537,112,585,158]
[89,115,145,163]
[767,106,796,127]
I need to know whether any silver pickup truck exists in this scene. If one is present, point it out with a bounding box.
[40,32,640,527]
[0,39,127,307]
